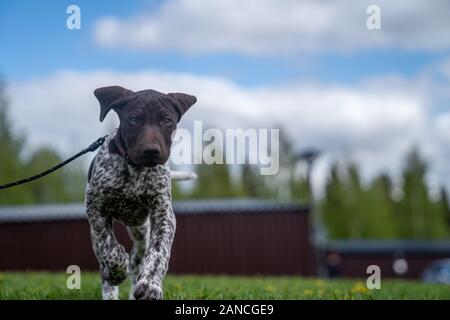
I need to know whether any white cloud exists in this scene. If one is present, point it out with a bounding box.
[93,0,450,55]
[6,68,449,195]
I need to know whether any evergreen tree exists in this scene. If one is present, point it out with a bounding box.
[398,149,448,238]
[345,162,364,238]
[321,163,348,238]
[362,174,397,238]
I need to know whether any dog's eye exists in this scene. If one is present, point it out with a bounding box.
[128,115,139,125]
[163,117,173,127]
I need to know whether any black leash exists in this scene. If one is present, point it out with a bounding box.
[0,136,108,190]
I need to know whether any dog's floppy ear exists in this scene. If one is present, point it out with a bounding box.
[167,93,197,121]
[94,86,133,122]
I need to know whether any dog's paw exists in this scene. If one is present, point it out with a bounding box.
[133,279,163,300]
[101,244,129,286]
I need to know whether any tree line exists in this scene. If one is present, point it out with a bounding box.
[321,151,450,239]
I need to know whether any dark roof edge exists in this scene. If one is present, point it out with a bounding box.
[0,199,310,223]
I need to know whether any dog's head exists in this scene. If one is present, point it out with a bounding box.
[94,86,196,167]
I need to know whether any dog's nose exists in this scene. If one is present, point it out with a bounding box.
[143,145,161,158]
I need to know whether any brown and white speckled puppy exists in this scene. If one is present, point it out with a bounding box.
[85,86,196,300]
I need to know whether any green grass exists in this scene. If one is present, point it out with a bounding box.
[0,272,449,300]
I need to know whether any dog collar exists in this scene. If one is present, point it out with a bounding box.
[114,132,136,167]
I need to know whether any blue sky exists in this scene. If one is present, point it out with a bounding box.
[1,0,450,194]
[0,0,446,86]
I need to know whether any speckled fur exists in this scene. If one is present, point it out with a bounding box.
[85,131,175,300]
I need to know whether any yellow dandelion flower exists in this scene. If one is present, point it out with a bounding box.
[265,285,275,292]
[174,283,182,291]
[351,282,369,294]
[303,289,313,296]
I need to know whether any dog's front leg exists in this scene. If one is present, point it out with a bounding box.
[86,207,129,299]
[133,192,176,300]
[127,218,150,299]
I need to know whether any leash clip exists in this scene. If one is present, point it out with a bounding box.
[88,135,108,152]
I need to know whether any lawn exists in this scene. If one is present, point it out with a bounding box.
[0,272,449,300]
